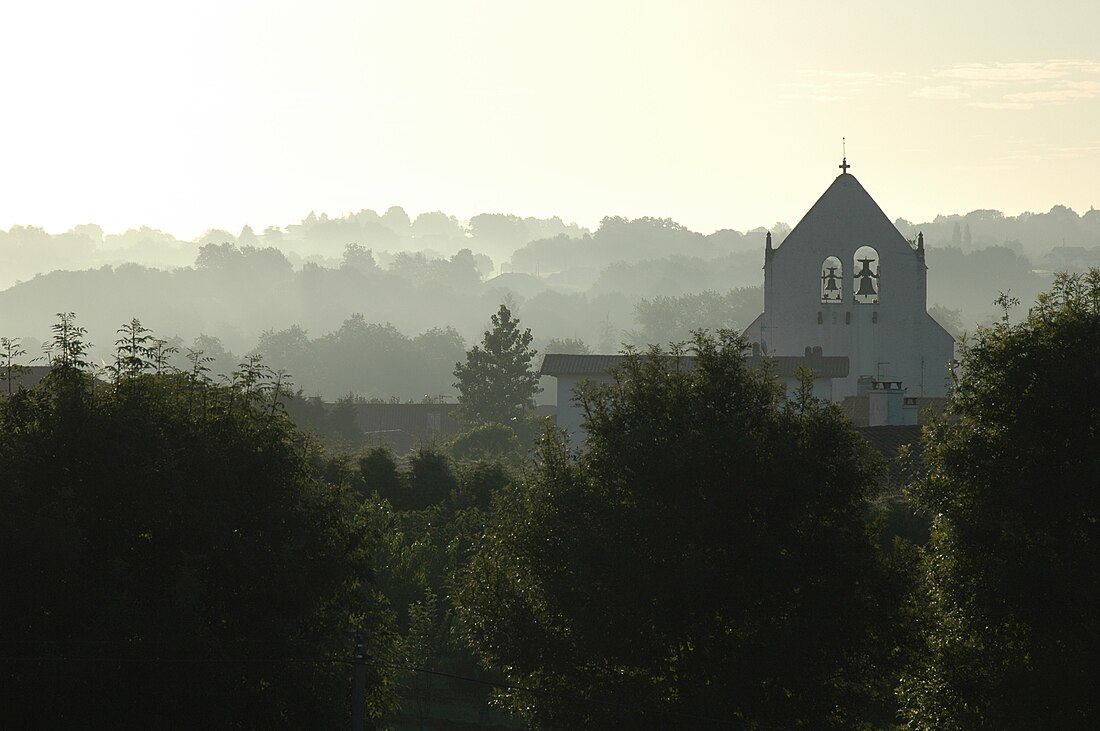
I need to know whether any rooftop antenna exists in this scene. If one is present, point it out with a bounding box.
[839,137,850,174]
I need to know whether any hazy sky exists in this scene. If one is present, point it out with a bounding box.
[2,0,1098,239]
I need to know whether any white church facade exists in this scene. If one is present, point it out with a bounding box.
[742,161,954,402]
[542,161,955,443]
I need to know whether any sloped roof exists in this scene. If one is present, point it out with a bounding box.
[540,353,848,379]
[745,354,849,379]
[777,172,915,257]
[3,365,55,390]
[540,353,695,376]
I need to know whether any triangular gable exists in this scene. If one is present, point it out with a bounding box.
[776,173,915,257]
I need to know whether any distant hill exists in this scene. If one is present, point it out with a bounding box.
[3,204,1097,398]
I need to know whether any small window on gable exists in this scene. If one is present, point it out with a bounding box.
[821,256,843,303]
[853,246,880,304]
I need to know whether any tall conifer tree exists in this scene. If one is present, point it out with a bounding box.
[453,304,540,426]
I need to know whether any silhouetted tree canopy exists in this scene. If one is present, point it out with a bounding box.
[458,331,901,729]
[543,336,591,354]
[0,316,393,726]
[901,271,1100,730]
[628,287,763,347]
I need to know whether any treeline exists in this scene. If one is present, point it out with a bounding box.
[0,310,534,727]
[6,273,1100,727]
[6,201,1097,295]
[895,204,1100,261]
[0,233,1060,398]
[0,209,588,290]
[0,212,772,349]
[508,216,775,273]
[0,238,768,398]
[7,205,1100,397]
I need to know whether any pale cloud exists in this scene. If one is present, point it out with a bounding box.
[936,62,1067,84]
[870,71,909,87]
[781,96,848,102]
[1042,59,1100,75]
[782,69,906,102]
[785,61,1100,106]
[778,86,848,102]
[1001,78,1100,103]
[1005,88,1100,103]
[797,69,880,82]
[1002,143,1100,162]
[1048,144,1100,158]
[913,85,970,100]
[968,101,1034,110]
[932,60,1100,108]
[795,69,908,86]
[780,78,850,102]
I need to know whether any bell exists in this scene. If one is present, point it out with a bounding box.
[823,266,840,291]
[855,258,878,297]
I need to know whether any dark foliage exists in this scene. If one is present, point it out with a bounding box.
[901,271,1100,730]
[358,445,520,728]
[0,316,393,727]
[458,331,902,729]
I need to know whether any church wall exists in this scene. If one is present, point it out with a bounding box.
[750,173,954,399]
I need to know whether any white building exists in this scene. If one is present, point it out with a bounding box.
[543,161,954,444]
[743,161,954,401]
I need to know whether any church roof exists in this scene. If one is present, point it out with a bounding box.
[540,353,848,379]
[540,353,694,377]
[776,172,914,255]
[746,354,849,379]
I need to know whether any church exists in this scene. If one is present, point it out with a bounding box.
[742,159,954,405]
[543,159,955,440]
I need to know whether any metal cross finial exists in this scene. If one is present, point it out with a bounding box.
[839,137,850,173]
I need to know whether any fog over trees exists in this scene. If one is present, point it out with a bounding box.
[6,271,1100,726]
[2,203,1097,399]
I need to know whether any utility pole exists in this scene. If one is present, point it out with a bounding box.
[352,630,367,731]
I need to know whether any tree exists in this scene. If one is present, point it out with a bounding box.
[458,331,900,730]
[341,243,379,273]
[381,205,412,237]
[449,422,523,461]
[357,444,404,502]
[411,210,464,241]
[453,304,540,427]
[544,336,591,355]
[0,337,29,395]
[43,311,91,370]
[0,316,394,726]
[468,213,530,254]
[928,303,967,340]
[253,325,318,389]
[405,445,459,511]
[358,442,517,728]
[901,271,1100,730]
[107,317,155,381]
[628,287,764,347]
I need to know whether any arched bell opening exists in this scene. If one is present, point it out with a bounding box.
[853,246,880,304]
[821,256,843,303]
